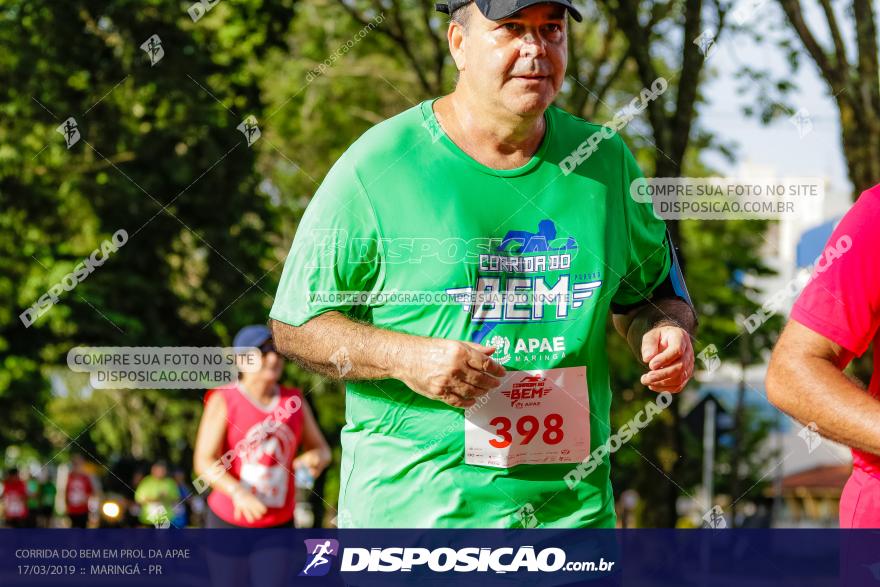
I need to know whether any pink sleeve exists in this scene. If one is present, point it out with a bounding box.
[790,185,880,356]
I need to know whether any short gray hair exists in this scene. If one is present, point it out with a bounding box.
[450,1,473,31]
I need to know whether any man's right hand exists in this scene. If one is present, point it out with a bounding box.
[397,339,507,408]
[232,487,267,524]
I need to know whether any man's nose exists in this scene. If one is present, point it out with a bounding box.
[520,31,547,57]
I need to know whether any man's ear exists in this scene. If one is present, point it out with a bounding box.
[448,21,466,72]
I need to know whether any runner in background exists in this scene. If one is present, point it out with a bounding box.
[25,470,40,527]
[65,454,93,528]
[134,461,179,527]
[171,468,191,528]
[2,468,29,528]
[36,469,56,527]
[193,324,330,529]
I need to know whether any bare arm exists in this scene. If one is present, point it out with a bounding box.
[193,393,238,499]
[193,392,267,523]
[270,312,507,408]
[767,320,880,454]
[612,298,697,392]
[270,312,410,380]
[293,400,332,479]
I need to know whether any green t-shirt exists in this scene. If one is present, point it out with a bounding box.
[134,476,179,525]
[270,98,671,528]
[40,482,56,509]
[26,478,40,509]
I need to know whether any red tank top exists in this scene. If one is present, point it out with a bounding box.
[205,383,304,527]
[2,479,28,520]
[65,472,93,515]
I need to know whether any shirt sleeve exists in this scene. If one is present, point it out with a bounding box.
[611,134,672,309]
[134,480,150,503]
[270,155,384,327]
[790,187,880,356]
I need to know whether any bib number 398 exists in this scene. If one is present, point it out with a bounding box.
[488,413,565,448]
[465,366,589,468]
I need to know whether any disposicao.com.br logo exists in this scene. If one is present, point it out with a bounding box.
[299,539,615,575]
[300,539,340,577]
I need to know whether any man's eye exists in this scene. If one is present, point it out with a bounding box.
[543,24,562,34]
[502,22,522,32]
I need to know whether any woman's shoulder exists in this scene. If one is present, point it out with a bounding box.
[278,384,303,398]
[203,382,238,405]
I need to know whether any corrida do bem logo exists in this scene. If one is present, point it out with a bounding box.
[444,219,603,344]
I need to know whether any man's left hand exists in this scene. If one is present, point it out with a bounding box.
[639,325,694,393]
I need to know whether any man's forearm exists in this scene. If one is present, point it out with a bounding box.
[273,311,507,408]
[620,298,697,363]
[768,354,880,455]
[270,312,418,380]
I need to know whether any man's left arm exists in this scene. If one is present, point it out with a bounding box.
[611,133,697,392]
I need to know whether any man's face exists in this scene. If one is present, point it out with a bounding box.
[236,342,285,383]
[259,344,285,382]
[454,3,567,116]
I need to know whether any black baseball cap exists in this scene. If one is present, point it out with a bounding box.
[436,0,583,22]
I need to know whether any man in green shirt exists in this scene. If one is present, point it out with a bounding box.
[37,472,57,528]
[134,461,179,528]
[270,0,696,528]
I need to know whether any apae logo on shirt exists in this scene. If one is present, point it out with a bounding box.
[485,334,567,365]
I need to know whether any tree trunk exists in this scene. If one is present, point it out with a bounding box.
[838,102,880,199]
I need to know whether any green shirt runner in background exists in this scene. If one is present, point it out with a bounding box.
[134,475,179,526]
[270,98,671,528]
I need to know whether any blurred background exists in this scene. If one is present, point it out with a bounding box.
[1,0,877,528]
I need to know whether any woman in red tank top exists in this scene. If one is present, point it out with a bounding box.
[193,325,330,528]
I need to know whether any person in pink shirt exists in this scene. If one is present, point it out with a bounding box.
[193,325,331,529]
[767,183,880,528]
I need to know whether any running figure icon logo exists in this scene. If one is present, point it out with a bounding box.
[56,117,80,149]
[299,539,340,577]
[497,219,578,253]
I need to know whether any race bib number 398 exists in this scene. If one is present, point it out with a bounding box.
[465,366,589,468]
